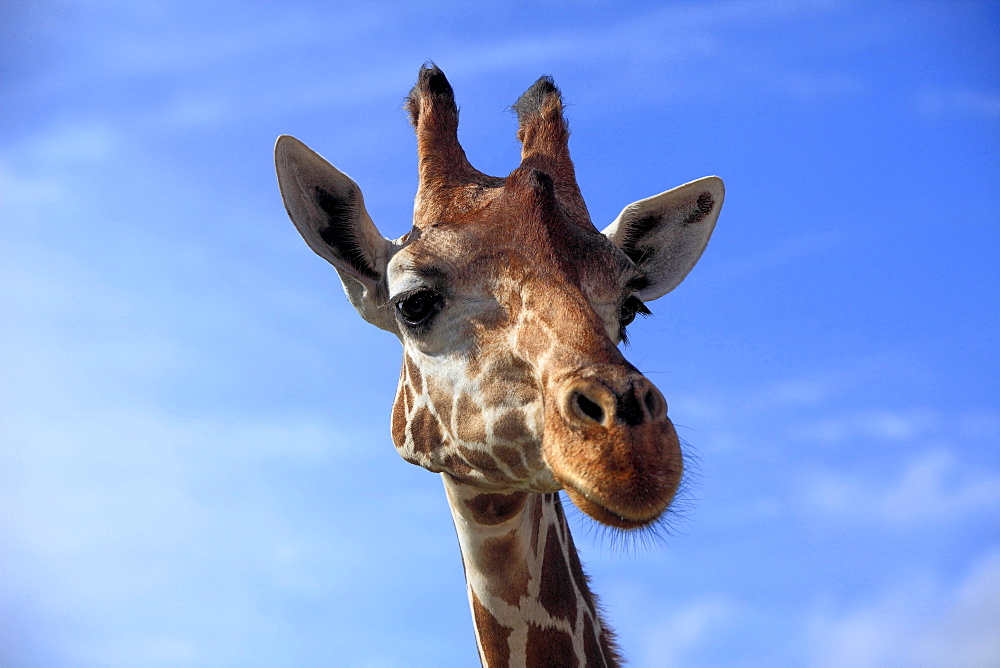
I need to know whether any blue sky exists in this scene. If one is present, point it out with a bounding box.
[1,1,997,666]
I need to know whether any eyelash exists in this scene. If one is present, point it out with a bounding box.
[619,296,651,345]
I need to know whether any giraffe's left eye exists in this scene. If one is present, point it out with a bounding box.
[397,289,443,327]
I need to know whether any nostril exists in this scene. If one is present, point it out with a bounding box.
[644,389,660,417]
[642,388,667,418]
[575,392,605,424]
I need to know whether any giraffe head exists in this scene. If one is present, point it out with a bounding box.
[276,65,723,530]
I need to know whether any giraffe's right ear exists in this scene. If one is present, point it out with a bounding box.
[275,135,398,332]
[602,176,724,301]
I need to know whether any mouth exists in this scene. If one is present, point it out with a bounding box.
[561,480,670,530]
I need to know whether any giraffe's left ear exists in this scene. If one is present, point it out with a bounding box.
[276,135,398,332]
[602,176,724,301]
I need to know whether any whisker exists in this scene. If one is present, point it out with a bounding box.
[563,436,703,558]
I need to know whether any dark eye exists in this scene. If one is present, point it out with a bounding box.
[396,290,442,327]
[620,302,638,327]
[620,296,650,328]
[619,296,651,344]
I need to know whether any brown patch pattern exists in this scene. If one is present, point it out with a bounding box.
[425,375,453,430]
[552,495,570,543]
[442,453,474,478]
[494,445,529,480]
[464,492,528,525]
[480,530,530,606]
[564,529,596,612]
[493,409,530,444]
[481,353,538,408]
[404,353,423,390]
[530,495,545,554]
[455,393,487,442]
[523,442,545,470]
[458,445,508,483]
[391,392,408,451]
[525,623,577,668]
[408,405,442,455]
[583,614,609,668]
[538,524,578,628]
[472,590,512,667]
[564,517,621,666]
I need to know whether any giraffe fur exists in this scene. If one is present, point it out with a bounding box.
[275,64,724,666]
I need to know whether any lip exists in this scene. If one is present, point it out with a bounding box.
[562,481,666,530]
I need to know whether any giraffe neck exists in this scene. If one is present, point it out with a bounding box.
[443,475,620,667]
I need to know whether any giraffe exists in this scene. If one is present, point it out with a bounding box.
[275,65,723,667]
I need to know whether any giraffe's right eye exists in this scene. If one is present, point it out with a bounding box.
[396,289,443,327]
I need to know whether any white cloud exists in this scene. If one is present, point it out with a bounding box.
[918,551,1000,666]
[0,185,377,664]
[29,123,118,164]
[791,408,940,444]
[639,596,738,667]
[0,160,65,208]
[807,549,1000,668]
[804,448,1000,526]
[880,451,1000,523]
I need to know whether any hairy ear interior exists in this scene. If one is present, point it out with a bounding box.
[275,135,390,284]
[603,176,724,300]
[275,135,399,333]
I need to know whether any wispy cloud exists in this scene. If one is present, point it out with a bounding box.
[803,448,1000,526]
[915,88,1000,120]
[639,596,738,667]
[789,407,940,444]
[807,549,1000,667]
[6,0,867,145]
[0,160,64,208]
